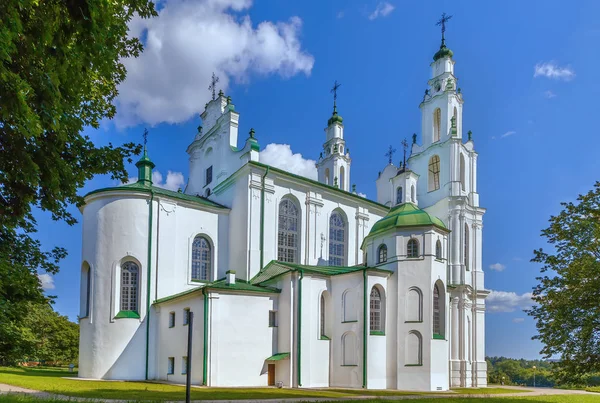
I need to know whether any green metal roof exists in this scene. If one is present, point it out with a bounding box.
[85,182,229,210]
[266,353,290,361]
[365,202,448,241]
[433,44,453,61]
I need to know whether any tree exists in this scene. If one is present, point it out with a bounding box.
[0,0,156,364]
[528,182,600,383]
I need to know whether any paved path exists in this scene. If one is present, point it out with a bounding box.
[0,383,598,402]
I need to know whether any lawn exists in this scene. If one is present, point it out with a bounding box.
[451,387,530,394]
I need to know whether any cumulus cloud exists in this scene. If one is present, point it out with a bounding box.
[116,0,314,127]
[260,143,317,180]
[489,263,506,272]
[487,290,534,313]
[368,2,395,20]
[544,90,557,99]
[501,131,516,138]
[534,62,575,81]
[128,170,186,191]
[512,318,525,323]
[38,273,55,291]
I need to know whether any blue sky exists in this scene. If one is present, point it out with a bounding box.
[35,0,600,359]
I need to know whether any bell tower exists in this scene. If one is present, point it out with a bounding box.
[316,81,351,191]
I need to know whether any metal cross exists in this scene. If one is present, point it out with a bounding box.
[209,72,220,100]
[331,80,341,113]
[401,138,409,168]
[143,128,149,148]
[385,145,396,165]
[436,12,453,45]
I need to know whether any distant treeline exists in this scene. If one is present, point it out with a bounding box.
[486,356,600,388]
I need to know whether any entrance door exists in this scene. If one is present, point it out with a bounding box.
[268,364,275,386]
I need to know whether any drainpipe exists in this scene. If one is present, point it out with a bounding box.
[145,190,154,380]
[260,167,270,270]
[362,267,367,389]
[297,270,303,387]
[203,288,209,385]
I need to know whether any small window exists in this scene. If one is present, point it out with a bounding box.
[433,285,441,336]
[378,244,387,264]
[433,108,441,142]
[428,155,441,191]
[169,312,175,328]
[460,154,466,191]
[269,310,277,327]
[407,239,419,258]
[320,294,327,338]
[435,240,442,260]
[167,357,174,375]
[370,287,383,332]
[182,356,188,375]
[396,187,403,204]
[183,308,190,326]
[205,166,213,185]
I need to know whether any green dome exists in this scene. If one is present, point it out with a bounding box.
[433,44,453,61]
[328,112,343,126]
[367,203,447,239]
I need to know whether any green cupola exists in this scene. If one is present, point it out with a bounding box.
[135,148,155,187]
[365,203,448,242]
[433,44,453,61]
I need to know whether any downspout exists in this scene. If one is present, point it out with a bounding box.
[203,288,209,385]
[362,267,367,389]
[260,166,270,269]
[297,270,303,387]
[145,190,154,380]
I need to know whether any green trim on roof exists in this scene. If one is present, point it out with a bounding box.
[208,277,280,294]
[364,203,448,244]
[115,310,140,319]
[85,182,228,210]
[249,161,388,211]
[154,287,203,305]
[266,352,290,361]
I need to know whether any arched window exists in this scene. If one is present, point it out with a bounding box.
[435,240,442,260]
[396,186,403,204]
[278,199,300,263]
[428,155,440,191]
[329,211,346,266]
[411,185,415,202]
[407,239,419,258]
[370,287,384,332]
[453,107,458,134]
[340,166,345,191]
[342,289,357,322]
[192,236,212,281]
[405,331,422,365]
[81,262,91,318]
[460,154,466,191]
[320,294,326,338]
[464,224,469,270]
[377,244,387,263]
[433,281,446,339]
[342,332,357,365]
[120,261,139,312]
[433,108,441,142]
[406,287,422,322]
[325,168,330,185]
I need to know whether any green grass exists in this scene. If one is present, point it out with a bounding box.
[451,387,530,394]
[587,387,600,393]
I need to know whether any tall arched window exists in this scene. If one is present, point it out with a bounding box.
[453,106,458,133]
[192,236,212,281]
[396,186,403,204]
[340,166,345,191]
[460,154,466,191]
[435,240,442,260]
[378,244,387,263]
[411,185,415,202]
[428,155,440,191]
[433,281,446,339]
[278,199,300,263]
[370,287,384,332]
[433,108,441,142]
[120,261,139,312]
[320,294,326,338]
[464,224,469,270]
[81,262,91,318]
[433,284,441,336]
[325,168,330,185]
[329,211,346,266]
[407,239,419,258]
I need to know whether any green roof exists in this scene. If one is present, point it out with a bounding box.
[85,181,228,210]
[251,261,392,286]
[365,202,448,241]
[433,44,453,61]
[266,353,290,361]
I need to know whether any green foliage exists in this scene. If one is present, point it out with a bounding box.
[486,357,555,387]
[527,182,600,383]
[0,0,156,364]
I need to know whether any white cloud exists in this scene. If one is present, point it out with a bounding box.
[358,192,367,198]
[501,131,516,138]
[368,2,395,20]
[512,318,525,323]
[534,62,575,81]
[116,0,314,127]
[260,143,317,180]
[128,170,186,191]
[38,273,55,291]
[487,290,534,313]
[489,263,506,272]
[544,90,557,99]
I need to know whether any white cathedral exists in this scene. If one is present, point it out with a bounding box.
[78,34,488,391]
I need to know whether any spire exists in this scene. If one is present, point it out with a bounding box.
[433,13,454,61]
[328,80,343,126]
[136,128,155,187]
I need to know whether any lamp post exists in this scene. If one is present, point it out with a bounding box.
[532,365,536,388]
[502,376,505,386]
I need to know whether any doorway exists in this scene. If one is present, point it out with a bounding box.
[268,364,275,386]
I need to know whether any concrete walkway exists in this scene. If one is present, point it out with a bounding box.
[0,383,598,402]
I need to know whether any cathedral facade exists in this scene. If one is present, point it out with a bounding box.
[78,37,488,391]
